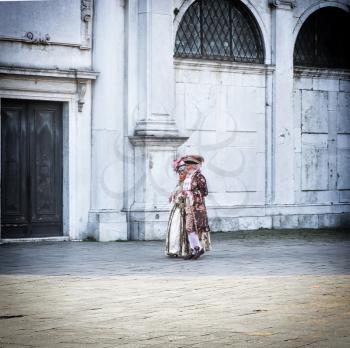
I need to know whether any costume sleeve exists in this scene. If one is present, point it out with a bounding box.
[197,173,208,197]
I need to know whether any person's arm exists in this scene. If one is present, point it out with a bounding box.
[197,174,208,197]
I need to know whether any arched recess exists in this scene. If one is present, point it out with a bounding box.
[172,0,271,213]
[174,0,266,64]
[292,2,350,208]
[293,3,350,68]
[293,1,349,40]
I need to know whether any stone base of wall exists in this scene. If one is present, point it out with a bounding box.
[88,211,128,241]
[128,210,169,241]
[210,213,350,232]
[127,206,350,240]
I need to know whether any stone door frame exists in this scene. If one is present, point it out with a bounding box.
[0,67,97,240]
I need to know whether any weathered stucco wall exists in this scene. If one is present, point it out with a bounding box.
[294,72,350,206]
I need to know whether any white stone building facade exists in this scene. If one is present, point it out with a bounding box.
[0,0,349,241]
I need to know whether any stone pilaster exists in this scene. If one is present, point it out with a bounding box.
[128,136,188,240]
[270,0,296,204]
[128,0,187,240]
[89,0,127,241]
[135,0,178,136]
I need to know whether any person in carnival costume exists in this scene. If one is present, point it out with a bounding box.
[182,155,211,260]
[165,158,190,257]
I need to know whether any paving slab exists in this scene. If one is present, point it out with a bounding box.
[0,229,349,347]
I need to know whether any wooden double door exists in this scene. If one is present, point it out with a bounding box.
[1,99,63,238]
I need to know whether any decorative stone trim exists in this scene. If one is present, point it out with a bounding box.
[0,34,86,49]
[81,0,92,22]
[81,0,92,48]
[24,31,50,44]
[268,0,296,10]
[77,80,87,112]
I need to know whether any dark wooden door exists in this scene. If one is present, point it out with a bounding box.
[1,99,63,238]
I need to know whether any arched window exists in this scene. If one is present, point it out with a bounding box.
[174,0,264,64]
[294,7,350,69]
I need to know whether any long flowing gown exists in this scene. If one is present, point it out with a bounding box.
[165,183,190,257]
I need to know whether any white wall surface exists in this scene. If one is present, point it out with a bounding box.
[0,0,81,43]
[0,0,91,70]
[175,61,268,208]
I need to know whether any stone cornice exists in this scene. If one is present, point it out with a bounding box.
[0,35,90,50]
[294,66,350,79]
[134,118,180,137]
[0,66,99,80]
[174,58,275,75]
[268,0,296,10]
[0,66,98,112]
[128,135,189,147]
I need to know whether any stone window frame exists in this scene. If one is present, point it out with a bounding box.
[173,0,266,64]
[293,7,350,69]
[293,1,350,70]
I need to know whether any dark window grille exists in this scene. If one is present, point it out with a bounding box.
[294,7,350,69]
[174,0,264,64]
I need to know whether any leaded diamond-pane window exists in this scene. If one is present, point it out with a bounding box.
[175,0,264,64]
[294,7,350,69]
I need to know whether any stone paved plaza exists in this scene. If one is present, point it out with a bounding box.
[0,229,350,347]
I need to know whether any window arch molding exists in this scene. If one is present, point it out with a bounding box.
[293,3,350,69]
[292,1,349,46]
[173,0,268,64]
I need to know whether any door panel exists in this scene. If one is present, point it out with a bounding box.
[29,104,63,226]
[1,102,28,227]
[1,100,63,238]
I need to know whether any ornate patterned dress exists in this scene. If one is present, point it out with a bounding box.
[165,182,190,257]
